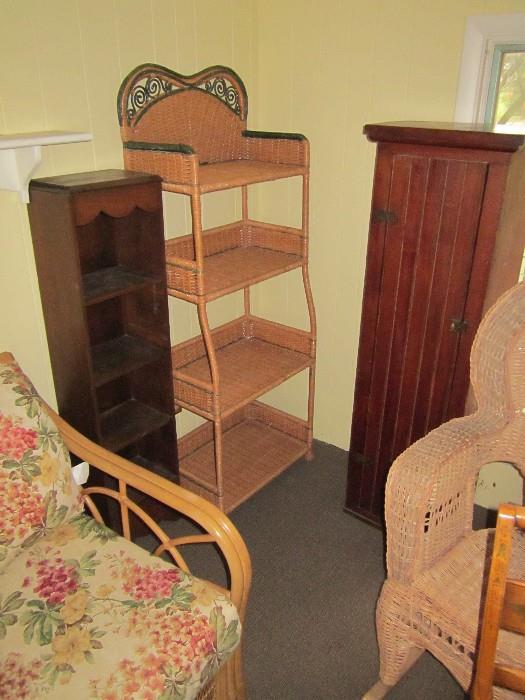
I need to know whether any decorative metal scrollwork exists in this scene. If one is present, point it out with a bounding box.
[125,71,242,124]
[126,77,174,122]
[203,77,240,115]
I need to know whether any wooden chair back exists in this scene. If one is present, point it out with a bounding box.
[472,503,525,699]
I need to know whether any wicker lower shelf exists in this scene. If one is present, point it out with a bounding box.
[165,219,305,301]
[178,401,309,512]
[172,315,314,419]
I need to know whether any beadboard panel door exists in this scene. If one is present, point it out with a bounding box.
[346,123,525,526]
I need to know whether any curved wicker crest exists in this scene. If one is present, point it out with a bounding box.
[117,63,248,127]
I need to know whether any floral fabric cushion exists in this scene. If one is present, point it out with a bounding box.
[0,354,84,571]
[0,513,241,700]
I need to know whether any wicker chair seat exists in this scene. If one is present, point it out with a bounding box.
[387,528,525,695]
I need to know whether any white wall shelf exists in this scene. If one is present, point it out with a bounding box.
[0,131,92,202]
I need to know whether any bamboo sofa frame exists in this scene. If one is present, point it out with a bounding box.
[49,406,252,700]
[0,347,251,700]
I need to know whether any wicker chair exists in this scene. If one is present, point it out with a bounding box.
[363,281,525,700]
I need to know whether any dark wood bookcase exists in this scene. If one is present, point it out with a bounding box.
[346,123,525,527]
[28,169,178,480]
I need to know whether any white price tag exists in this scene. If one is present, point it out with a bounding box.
[72,461,90,485]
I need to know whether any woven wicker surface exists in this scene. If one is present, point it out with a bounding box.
[172,316,314,418]
[192,160,307,193]
[165,220,305,300]
[372,281,525,698]
[117,64,316,516]
[179,401,308,512]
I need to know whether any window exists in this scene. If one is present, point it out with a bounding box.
[455,13,525,127]
[484,43,525,132]
[455,14,525,282]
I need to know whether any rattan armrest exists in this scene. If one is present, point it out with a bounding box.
[123,140,199,187]
[124,140,196,154]
[242,130,309,166]
[45,404,251,617]
[243,130,307,142]
[385,414,487,583]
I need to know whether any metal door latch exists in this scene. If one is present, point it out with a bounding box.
[450,318,468,334]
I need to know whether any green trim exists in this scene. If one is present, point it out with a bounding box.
[124,141,195,154]
[242,130,306,141]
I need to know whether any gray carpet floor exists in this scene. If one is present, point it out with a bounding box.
[144,440,466,699]
[226,441,465,700]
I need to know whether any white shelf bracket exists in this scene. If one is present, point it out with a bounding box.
[0,131,92,202]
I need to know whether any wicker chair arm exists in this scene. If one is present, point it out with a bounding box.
[242,130,309,166]
[243,130,307,141]
[45,404,251,618]
[123,141,199,187]
[385,412,497,584]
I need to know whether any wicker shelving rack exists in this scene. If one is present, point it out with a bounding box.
[117,64,316,512]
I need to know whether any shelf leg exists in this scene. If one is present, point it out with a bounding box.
[195,301,226,511]
[242,186,251,317]
[301,171,317,462]
[241,184,248,221]
[306,363,316,461]
[213,418,225,512]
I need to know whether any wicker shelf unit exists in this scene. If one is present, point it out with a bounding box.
[118,64,317,511]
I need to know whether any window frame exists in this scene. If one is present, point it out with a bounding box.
[484,42,525,130]
[455,13,525,125]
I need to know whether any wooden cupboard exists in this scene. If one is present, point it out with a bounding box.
[345,122,525,527]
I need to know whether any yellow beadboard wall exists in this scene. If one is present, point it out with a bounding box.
[0,0,256,438]
[249,0,525,454]
[1,0,525,486]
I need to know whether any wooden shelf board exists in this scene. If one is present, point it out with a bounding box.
[100,399,171,453]
[91,335,165,386]
[174,337,312,417]
[83,266,156,304]
[179,410,308,512]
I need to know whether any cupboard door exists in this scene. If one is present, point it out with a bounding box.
[346,146,494,524]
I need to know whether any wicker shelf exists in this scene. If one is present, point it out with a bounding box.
[165,220,305,301]
[178,401,309,512]
[172,316,314,418]
[118,64,317,511]
[170,160,307,194]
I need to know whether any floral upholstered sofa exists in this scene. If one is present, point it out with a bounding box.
[0,352,251,700]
